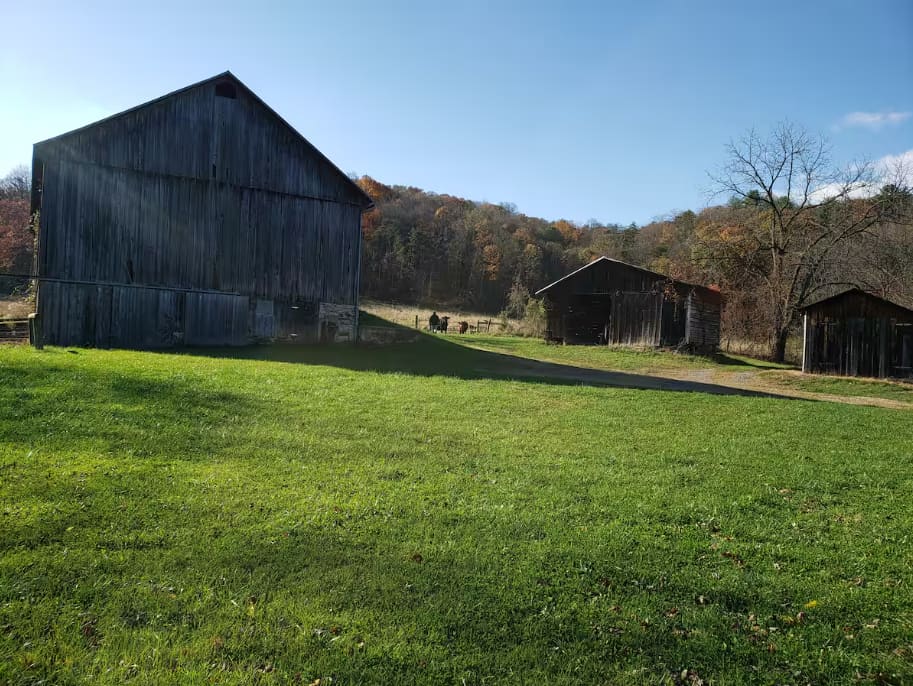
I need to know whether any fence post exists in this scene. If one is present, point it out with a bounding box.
[28,313,43,349]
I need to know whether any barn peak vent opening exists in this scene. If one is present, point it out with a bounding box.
[215,81,237,99]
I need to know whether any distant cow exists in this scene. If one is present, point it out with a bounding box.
[439,316,450,333]
[458,321,469,334]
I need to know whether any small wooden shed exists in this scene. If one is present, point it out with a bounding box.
[534,256,721,350]
[800,288,913,378]
[30,71,373,349]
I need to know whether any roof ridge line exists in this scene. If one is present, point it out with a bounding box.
[535,255,712,296]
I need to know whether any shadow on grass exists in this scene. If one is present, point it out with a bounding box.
[5,510,802,683]
[704,351,796,370]
[702,352,771,368]
[156,521,799,683]
[179,328,801,400]
[0,356,266,464]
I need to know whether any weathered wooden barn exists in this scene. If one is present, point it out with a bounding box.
[30,71,373,348]
[800,288,913,378]
[535,257,721,350]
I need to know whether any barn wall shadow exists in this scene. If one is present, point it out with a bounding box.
[0,355,266,465]
[177,328,802,401]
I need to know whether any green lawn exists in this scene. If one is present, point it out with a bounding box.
[1,339,912,684]
[460,334,793,373]
[762,372,913,404]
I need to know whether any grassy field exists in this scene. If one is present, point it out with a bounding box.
[460,335,793,373]
[762,372,913,404]
[2,336,912,684]
[361,300,522,334]
[460,335,913,404]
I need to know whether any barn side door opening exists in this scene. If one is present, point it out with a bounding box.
[563,293,611,345]
[814,320,840,374]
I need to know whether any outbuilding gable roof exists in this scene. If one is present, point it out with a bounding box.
[535,256,717,298]
[799,288,913,315]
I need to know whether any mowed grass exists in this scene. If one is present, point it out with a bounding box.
[1,339,912,684]
[461,334,792,373]
[762,372,913,404]
[454,335,913,404]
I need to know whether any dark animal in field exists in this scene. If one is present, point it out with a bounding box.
[439,316,450,333]
[458,321,469,334]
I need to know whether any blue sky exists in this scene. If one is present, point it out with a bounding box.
[1,0,911,225]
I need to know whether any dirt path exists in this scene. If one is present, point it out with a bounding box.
[468,346,913,410]
[665,368,913,410]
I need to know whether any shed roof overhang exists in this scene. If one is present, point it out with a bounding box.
[799,287,913,317]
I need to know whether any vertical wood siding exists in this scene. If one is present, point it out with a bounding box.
[684,291,721,351]
[801,291,913,378]
[608,292,663,346]
[34,77,366,348]
[36,85,365,206]
[540,259,720,349]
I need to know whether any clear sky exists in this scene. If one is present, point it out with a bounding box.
[1,0,911,225]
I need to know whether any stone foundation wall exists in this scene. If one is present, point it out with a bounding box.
[319,302,356,343]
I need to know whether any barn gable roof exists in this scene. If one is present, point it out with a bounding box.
[535,256,717,299]
[34,71,373,209]
[799,288,913,316]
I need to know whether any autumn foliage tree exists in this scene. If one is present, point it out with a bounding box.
[0,165,33,277]
[355,176,624,313]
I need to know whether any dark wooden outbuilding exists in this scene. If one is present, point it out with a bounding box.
[535,256,721,350]
[800,288,913,378]
[30,71,373,348]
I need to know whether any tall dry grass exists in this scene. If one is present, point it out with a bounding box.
[361,300,528,334]
[0,296,31,319]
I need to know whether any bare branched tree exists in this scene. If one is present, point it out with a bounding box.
[706,122,910,361]
[0,165,30,201]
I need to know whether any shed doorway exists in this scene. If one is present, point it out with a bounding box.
[562,293,612,345]
[893,322,913,377]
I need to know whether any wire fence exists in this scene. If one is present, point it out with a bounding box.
[360,299,515,333]
[0,272,32,322]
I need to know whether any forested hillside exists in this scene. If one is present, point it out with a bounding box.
[358,174,912,353]
[357,125,913,359]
